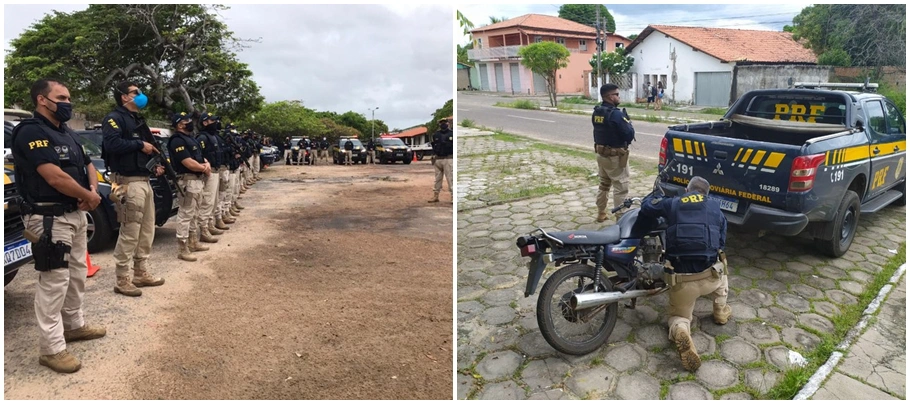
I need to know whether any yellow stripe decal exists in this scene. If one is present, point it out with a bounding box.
[842,146,869,163]
[702,143,708,157]
[734,148,743,162]
[685,140,693,155]
[825,151,831,166]
[3,174,10,185]
[673,138,684,153]
[751,150,767,165]
[765,152,785,169]
[741,149,754,163]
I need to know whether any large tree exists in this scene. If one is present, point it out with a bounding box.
[426,99,453,135]
[558,4,615,33]
[236,100,325,139]
[787,4,906,68]
[590,47,634,84]
[4,4,264,121]
[518,42,570,107]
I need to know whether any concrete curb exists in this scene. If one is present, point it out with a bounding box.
[793,263,907,400]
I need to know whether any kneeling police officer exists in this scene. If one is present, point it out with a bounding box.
[11,78,107,373]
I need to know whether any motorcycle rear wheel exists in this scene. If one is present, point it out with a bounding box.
[537,263,618,355]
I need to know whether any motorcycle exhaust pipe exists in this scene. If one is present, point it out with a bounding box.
[570,287,669,310]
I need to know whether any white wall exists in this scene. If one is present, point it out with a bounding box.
[629,35,732,105]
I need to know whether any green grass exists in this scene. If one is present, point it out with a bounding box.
[494,184,565,201]
[562,96,599,105]
[762,244,906,399]
[494,100,540,110]
[530,143,596,161]
[698,107,729,115]
[461,118,475,128]
[590,357,604,366]
[490,131,525,143]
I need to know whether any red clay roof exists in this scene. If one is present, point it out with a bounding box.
[627,25,817,64]
[388,126,427,139]
[471,14,596,36]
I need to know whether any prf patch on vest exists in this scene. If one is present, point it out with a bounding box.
[680,194,705,203]
[175,146,186,152]
[593,115,605,123]
[29,140,50,149]
[107,118,119,129]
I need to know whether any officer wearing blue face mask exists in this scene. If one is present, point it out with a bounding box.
[100,80,166,298]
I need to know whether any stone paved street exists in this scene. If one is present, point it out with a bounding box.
[455,126,906,400]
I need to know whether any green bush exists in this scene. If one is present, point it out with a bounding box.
[879,82,906,117]
[513,99,539,110]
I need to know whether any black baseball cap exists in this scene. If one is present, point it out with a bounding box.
[171,111,192,127]
[200,112,220,122]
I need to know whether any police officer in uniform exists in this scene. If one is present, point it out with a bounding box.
[343,138,354,165]
[283,136,292,164]
[102,81,166,297]
[592,84,635,223]
[319,137,330,163]
[198,112,231,234]
[250,132,262,180]
[366,138,376,164]
[167,112,213,262]
[638,176,730,372]
[11,78,107,373]
[220,124,244,217]
[428,118,454,203]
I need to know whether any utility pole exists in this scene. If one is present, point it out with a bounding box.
[368,106,379,143]
[595,6,602,99]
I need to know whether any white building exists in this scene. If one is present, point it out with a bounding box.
[625,25,818,107]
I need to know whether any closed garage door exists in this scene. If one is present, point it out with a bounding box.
[694,72,732,107]
[494,63,505,92]
[533,73,548,94]
[510,63,521,93]
[479,64,490,91]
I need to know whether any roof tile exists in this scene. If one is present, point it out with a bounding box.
[644,25,817,63]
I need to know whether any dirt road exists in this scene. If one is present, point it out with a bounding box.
[4,160,453,399]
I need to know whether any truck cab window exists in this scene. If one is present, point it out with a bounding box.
[864,100,888,140]
[883,102,906,136]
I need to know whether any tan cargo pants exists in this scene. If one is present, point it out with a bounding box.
[433,156,453,194]
[595,152,630,213]
[175,176,205,240]
[23,210,87,356]
[219,168,232,214]
[667,262,729,339]
[200,171,220,226]
[111,177,156,277]
[344,150,353,165]
[252,154,261,176]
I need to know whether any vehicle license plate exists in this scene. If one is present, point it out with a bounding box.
[709,195,739,212]
[4,239,32,266]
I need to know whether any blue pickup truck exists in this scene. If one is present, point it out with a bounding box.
[658,83,905,257]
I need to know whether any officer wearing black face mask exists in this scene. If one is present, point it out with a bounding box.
[428,118,454,203]
[197,113,230,234]
[11,78,106,374]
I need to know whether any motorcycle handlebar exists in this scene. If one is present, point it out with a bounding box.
[611,197,642,213]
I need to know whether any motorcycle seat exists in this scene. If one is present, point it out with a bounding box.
[548,226,621,246]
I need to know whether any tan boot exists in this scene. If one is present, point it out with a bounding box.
[215,217,231,230]
[133,259,165,287]
[64,324,107,342]
[427,192,439,203]
[713,304,732,325]
[596,211,609,223]
[222,212,236,224]
[207,220,225,235]
[39,350,81,373]
[114,275,142,296]
[178,239,198,261]
[234,201,245,210]
[672,327,701,371]
[230,206,242,216]
[200,225,219,243]
[188,231,210,252]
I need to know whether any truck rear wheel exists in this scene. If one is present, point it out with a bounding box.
[815,190,859,258]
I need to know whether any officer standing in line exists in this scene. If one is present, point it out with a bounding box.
[212,118,236,225]
[592,83,635,223]
[101,81,166,297]
[366,138,376,164]
[303,137,314,166]
[428,118,454,203]
[221,124,244,216]
[320,137,330,163]
[167,112,213,262]
[198,112,231,234]
[638,176,730,372]
[343,138,355,165]
[12,78,106,373]
[283,136,292,165]
[250,132,262,180]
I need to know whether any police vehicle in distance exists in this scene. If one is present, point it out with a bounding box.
[4,109,37,285]
[375,137,413,164]
[333,137,367,164]
[657,82,905,257]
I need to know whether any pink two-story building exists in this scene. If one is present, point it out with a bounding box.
[468,14,631,96]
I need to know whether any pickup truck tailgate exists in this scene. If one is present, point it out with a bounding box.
[663,133,802,214]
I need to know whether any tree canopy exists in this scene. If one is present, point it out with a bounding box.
[4,4,264,121]
[426,99,453,135]
[518,42,570,107]
[558,4,615,33]
[787,4,906,68]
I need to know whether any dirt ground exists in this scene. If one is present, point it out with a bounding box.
[3,159,454,399]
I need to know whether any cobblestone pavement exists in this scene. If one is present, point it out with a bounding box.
[455,126,906,400]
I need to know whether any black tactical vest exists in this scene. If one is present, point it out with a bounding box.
[12,119,89,205]
[665,192,723,261]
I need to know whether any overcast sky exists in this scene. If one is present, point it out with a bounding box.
[4,4,454,130]
[456,4,808,45]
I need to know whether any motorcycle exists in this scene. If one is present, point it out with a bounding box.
[515,162,675,355]
[305,147,313,165]
[290,147,301,165]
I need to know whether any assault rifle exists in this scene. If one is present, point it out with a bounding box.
[220,129,251,169]
[137,121,184,197]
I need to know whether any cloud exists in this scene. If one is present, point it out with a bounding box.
[4,4,453,129]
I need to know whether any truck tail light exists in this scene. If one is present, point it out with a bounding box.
[789,154,826,192]
[659,137,668,166]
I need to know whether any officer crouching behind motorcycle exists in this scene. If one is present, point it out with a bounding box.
[637,176,731,372]
[11,78,106,373]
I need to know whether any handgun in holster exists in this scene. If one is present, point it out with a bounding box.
[33,216,70,271]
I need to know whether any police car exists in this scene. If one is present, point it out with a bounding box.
[375,137,413,164]
[3,109,35,285]
[333,137,367,164]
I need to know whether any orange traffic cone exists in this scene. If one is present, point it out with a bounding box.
[412,152,418,162]
[86,252,101,277]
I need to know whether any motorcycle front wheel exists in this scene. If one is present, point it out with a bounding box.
[537,263,618,355]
